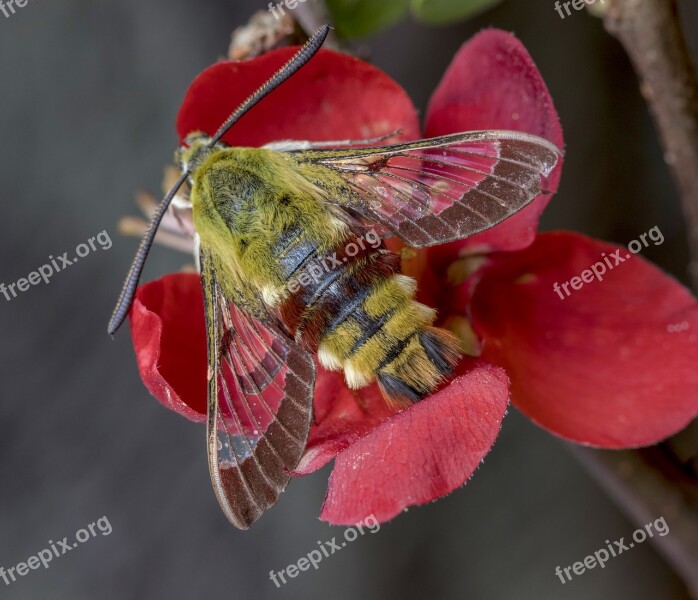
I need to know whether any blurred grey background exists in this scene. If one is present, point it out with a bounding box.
[0,1,696,598]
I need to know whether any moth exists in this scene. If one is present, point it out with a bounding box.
[109,25,561,529]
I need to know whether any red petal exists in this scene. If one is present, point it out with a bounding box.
[425,29,564,257]
[471,232,698,447]
[317,362,509,525]
[296,369,397,475]
[129,274,208,422]
[177,48,420,148]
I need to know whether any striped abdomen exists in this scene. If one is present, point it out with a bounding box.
[275,224,461,404]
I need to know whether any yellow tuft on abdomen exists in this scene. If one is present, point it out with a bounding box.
[317,273,462,406]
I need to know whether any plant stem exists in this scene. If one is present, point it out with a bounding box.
[592,0,698,288]
[571,445,698,597]
[579,3,698,595]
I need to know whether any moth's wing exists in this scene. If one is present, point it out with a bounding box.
[295,130,562,247]
[200,248,316,529]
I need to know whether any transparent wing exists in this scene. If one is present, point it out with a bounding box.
[200,248,315,529]
[296,130,562,247]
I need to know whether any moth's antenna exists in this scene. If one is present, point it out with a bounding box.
[208,24,330,148]
[107,170,190,336]
[107,25,331,336]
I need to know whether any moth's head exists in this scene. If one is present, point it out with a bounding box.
[175,132,222,175]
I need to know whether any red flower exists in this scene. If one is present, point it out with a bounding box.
[129,30,698,525]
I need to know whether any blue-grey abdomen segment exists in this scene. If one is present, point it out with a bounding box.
[272,225,319,281]
[274,221,400,349]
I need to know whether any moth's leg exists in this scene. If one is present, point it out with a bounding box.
[264,129,403,152]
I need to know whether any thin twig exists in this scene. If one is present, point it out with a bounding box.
[293,0,342,50]
[571,446,698,598]
[592,0,698,288]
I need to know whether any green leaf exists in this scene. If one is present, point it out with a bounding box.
[326,0,410,38]
[410,0,503,24]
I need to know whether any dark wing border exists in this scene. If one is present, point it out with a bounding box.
[200,248,316,529]
[295,130,562,247]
